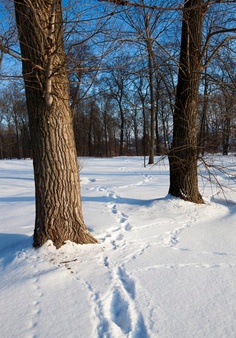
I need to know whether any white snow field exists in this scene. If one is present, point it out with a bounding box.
[0,156,236,338]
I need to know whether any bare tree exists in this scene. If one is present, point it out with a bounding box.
[14,0,97,248]
[104,54,131,156]
[120,1,174,163]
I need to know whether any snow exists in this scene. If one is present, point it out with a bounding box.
[0,156,236,338]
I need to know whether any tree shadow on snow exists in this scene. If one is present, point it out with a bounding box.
[82,195,158,206]
[0,176,33,181]
[82,194,170,206]
[209,195,236,216]
[0,196,34,203]
[0,233,33,268]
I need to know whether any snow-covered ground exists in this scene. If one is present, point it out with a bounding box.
[0,156,236,338]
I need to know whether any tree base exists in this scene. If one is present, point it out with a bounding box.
[169,189,204,204]
[33,227,98,249]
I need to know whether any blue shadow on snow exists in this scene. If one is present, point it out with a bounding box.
[0,233,33,268]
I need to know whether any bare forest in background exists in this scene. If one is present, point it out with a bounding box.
[1,0,236,160]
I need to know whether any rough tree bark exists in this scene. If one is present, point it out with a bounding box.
[168,0,206,204]
[14,0,98,248]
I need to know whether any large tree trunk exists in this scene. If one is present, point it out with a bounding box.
[14,0,98,248]
[168,0,206,204]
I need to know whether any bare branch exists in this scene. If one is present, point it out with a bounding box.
[98,0,213,11]
[98,0,183,11]
[204,35,236,68]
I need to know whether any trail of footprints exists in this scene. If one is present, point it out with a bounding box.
[68,261,149,337]
[109,202,132,233]
[158,218,194,248]
[66,170,153,336]
[80,168,184,335]
[33,165,234,337]
[59,176,150,338]
[100,187,133,252]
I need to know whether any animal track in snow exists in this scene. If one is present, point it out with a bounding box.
[158,207,198,248]
[133,262,236,273]
[25,262,43,337]
[103,256,109,268]
[118,166,155,188]
[159,223,188,247]
[84,281,110,338]
[58,262,112,338]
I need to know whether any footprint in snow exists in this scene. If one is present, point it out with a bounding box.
[110,268,149,337]
[110,287,132,334]
[108,191,118,199]
[117,266,135,300]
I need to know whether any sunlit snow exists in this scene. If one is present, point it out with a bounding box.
[0,156,236,337]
